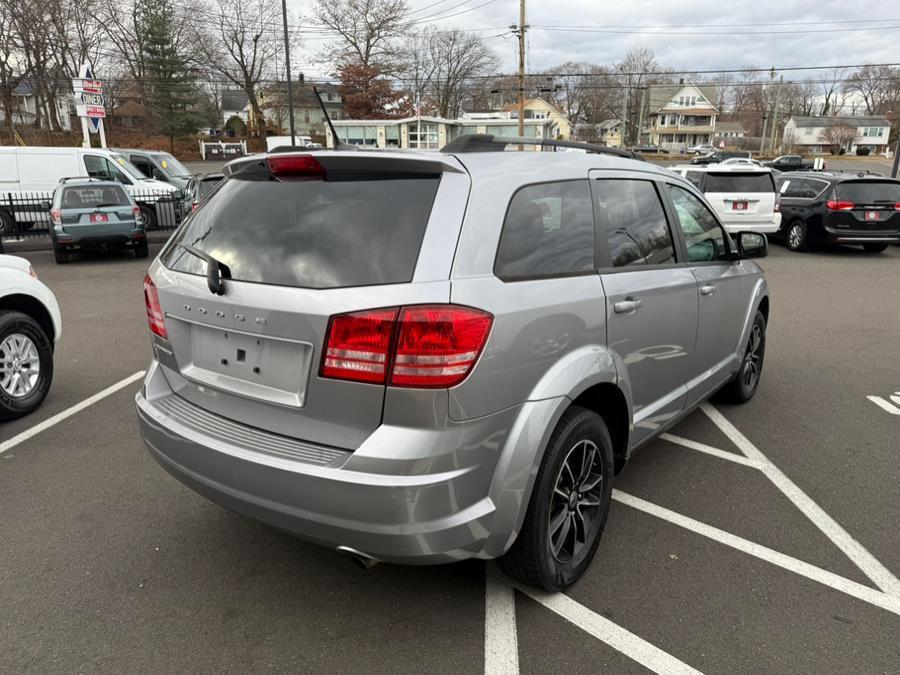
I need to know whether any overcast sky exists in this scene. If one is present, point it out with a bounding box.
[289,0,900,77]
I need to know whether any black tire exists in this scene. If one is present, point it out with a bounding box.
[0,311,54,421]
[0,210,14,235]
[134,239,149,258]
[785,221,808,252]
[863,243,888,253]
[139,205,158,230]
[53,246,69,264]
[498,406,615,591]
[718,311,766,404]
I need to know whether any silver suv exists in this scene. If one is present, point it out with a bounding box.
[136,140,770,590]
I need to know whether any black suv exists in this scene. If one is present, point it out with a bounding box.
[690,151,750,165]
[775,172,900,252]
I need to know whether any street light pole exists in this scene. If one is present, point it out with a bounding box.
[280,0,296,146]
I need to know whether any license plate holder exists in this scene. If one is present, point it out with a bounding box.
[864,211,880,221]
[90,213,109,223]
[732,201,749,211]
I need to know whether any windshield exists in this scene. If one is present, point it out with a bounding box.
[161,174,440,289]
[109,152,151,181]
[151,152,191,178]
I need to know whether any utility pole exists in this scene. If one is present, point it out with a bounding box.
[759,111,769,155]
[621,83,629,146]
[280,0,296,145]
[514,0,527,139]
[636,87,647,146]
[770,74,783,152]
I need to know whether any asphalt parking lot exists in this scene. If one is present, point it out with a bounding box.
[1,242,899,673]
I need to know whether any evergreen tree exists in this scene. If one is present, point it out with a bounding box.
[139,0,203,149]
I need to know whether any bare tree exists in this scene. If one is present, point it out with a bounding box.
[614,48,660,144]
[200,0,290,134]
[845,65,895,115]
[425,29,498,118]
[314,0,410,75]
[819,69,845,116]
[543,62,615,126]
[403,27,438,114]
[819,124,856,154]
[0,6,33,141]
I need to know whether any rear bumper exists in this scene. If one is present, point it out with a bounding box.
[134,361,552,564]
[722,213,781,234]
[822,225,900,244]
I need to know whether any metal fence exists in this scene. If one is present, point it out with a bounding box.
[0,188,184,249]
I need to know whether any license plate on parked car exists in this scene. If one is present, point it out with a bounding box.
[90,213,108,223]
[865,211,880,221]
[732,201,748,211]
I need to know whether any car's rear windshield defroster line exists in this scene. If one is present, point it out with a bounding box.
[161,176,441,290]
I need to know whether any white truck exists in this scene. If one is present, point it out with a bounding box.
[0,147,181,232]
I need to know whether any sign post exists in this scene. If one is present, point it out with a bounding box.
[73,64,106,148]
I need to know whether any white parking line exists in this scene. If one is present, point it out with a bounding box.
[484,568,519,675]
[867,395,900,416]
[0,371,146,456]
[660,433,766,469]
[613,490,900,617]
[511,580,704,675]
[700,403,900,598]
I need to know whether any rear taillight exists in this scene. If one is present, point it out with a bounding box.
[143,274,167,338]
[132,206,142,222]
[774,196,781,213]
[50,209,62,225]
[321,305,493,388]
[322,308,398,384]
[826,200,854,211]
[894,202,900,211]
[268,154,326,180]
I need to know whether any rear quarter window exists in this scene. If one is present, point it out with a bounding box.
[162,175,440,289]
[705,172,775,193]
[494,180,594,280]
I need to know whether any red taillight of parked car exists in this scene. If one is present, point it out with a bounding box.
[894,202,900,211]
[774,196,781,213]
[321,305,493,388]
[268,154,326,180]
[133,206,142,222]
[143,274,168,339]
[826,200,855,211]
[50,209,62,226]
[322,308,398,384]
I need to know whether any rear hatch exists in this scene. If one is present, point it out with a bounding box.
[149,153,466,449]
[826,180,900,232]
[702,171,777,224]
[58,184,137,235]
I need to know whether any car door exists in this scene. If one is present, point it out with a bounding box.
[592,173,699,445]
[663,182,749,407]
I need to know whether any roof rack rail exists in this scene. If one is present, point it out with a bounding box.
[57,176,105,184]
[440,134,644,160]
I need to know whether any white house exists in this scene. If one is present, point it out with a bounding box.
[645,82,719,151]
[221,90,251,126]
[782,115,892,154]
[0,80,73,132]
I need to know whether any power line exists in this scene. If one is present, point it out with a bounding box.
[528,25,900,36]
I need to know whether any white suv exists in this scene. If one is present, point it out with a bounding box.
[0,255,61,419]
[670,165,781,234]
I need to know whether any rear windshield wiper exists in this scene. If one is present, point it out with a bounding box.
[178,243,231,295]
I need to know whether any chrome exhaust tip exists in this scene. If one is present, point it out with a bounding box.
[336,545,380,570]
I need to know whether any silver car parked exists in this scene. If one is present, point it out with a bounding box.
[136,138,769,590]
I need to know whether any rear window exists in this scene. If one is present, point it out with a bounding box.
[834,181,900,204]
[161,176,440,289]
[704,172,775,193]
[60,185,129,209]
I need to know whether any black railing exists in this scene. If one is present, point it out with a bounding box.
[0,188,185,248]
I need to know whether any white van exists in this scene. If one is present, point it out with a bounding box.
[669,164,781,234]
[0,146,180,230]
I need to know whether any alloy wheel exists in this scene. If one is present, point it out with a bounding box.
[788,224,804,250]
[0,333,41,398]
[548,439,604,563]
[742,323,763,390]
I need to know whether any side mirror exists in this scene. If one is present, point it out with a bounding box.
[40,201,51,210]
[737,231,767,259]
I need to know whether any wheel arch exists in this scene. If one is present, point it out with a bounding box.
[0,294,56,343]
[571,382,630,474]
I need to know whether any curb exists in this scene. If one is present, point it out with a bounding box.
[0,230,173,254]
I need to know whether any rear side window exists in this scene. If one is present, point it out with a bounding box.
[834,181,900,204]
[60,185,129,208]
[684,171,703,188]
[704,172,774,193]
[495,180,594,280]
[595,179,675,267]
[162,176,440,289]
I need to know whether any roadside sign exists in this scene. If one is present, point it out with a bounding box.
[74,63,106,145]
[79,92,103,107]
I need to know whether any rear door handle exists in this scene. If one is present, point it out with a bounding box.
[613,297,643,313]
[700,284,717,296]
